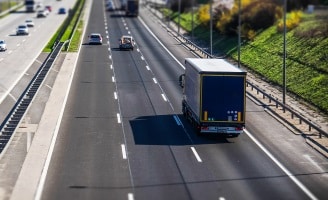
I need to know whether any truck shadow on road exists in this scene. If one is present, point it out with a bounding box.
[129,115,236,146]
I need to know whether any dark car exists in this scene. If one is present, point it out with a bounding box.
[58,7,66,14]
[119,35,135,50]
[45,5,52,12]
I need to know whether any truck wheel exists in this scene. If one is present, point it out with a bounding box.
[182,108,186,117]
[195,127,201,136]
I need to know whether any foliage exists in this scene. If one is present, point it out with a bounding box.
[277,10,302,32]
[197,4,210,26]
[167,4,328,113]
[169,0,194,12]
[68,20,83,52]
[214,0,282,39]
[44,0,85,52]
[230,14,328,113]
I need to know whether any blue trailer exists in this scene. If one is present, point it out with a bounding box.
[125,0,139,16]
[180,58,247,137]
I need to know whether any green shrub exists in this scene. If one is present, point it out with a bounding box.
[277,10,302,32]
[197,4,210,26]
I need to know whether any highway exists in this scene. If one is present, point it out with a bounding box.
[0,0,77,123]
[1,0,328,200]
[39,0,328,200]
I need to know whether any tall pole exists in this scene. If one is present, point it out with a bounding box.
[210,1,213,55]
[238,0,241,68]
[191,0,194,41]
[283,0,287,104]
[178,0,181,36]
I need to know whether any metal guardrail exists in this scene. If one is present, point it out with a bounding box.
[64,0,86,51]
[146,3,328,139]
[0,2,24,18]
[0,42,66,153]
[246,81,327,139]
[0,0,85,154]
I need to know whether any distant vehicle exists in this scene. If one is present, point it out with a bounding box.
[125,0,139,17]
[106,1,115,11]
[36,9,47,17]
[36,2,42,9]
[25,0,36,12]
[120,0,126,10]
[179,58,247,137]
[119,35,134,50]
[25,19,34,27]
[88,33,103,45]
[45,5,52,12]
[16,25,29,35]
[0,40,7,51]
[58,7,66,14]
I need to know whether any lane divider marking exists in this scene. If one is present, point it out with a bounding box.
[161,93,167,102]
[117,113,121,123]
[191,147,202,162]
[121,144,127,159]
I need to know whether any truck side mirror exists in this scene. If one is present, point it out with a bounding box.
[179,74,185,88]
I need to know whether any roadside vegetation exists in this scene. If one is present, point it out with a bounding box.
[44,0,85,52]
[163,0,328,114]
[0,1,22,18]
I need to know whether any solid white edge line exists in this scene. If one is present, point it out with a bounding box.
[244,129,318,200]
[161,93,167,102]
[117,113,121,123]
[128,193,134,200]
[191,147,202,162]
[121,144,127,160]
[138,17,185,70]
[140,14,317,200]
[152,77,157,84]
[173,115,182,126]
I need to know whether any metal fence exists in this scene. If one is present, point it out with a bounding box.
[146,2,328,140]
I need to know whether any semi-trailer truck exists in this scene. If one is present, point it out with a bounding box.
[25,0,36,12]
[179,58,247,137]
[125,0,139,16]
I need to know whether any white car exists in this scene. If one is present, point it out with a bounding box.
[16,25,29,35]
[88,33,103,45]
[37,10,47,18]
[25,19,34,27]
[0,40,7,51]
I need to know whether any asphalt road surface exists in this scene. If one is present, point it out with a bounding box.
[39,0,328,200]
[2,0,327,200]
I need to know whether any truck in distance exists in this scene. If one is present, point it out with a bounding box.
[125,0,139,17]
[179,58,247,137]
[25,0,36,12]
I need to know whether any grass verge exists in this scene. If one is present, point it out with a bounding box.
[164,8,328,114]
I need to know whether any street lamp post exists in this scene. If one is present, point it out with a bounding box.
[283,0,287,104]
[238,0,241,68]
[191,0,194,41]
[178,0,181,36]
[210,0,213,55]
